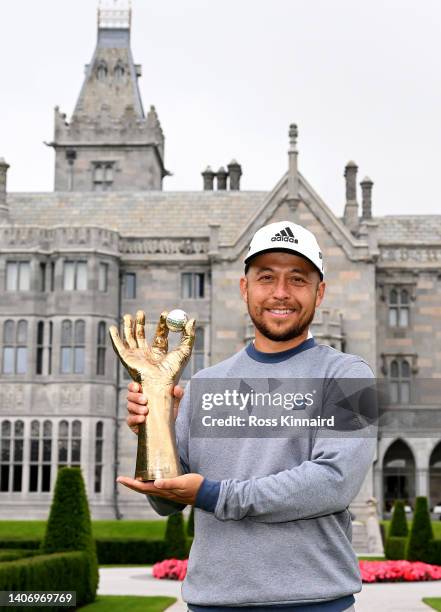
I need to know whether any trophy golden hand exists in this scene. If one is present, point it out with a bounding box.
[109,309,195,481]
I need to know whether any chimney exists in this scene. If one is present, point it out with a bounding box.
[360,176,373,219]
[202,166,215,191]
[227,159,242,190]
[0,158,10,222]
[343,160,359,231]
[216,167,228,191]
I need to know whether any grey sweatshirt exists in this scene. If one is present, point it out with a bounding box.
[146,338,376,609]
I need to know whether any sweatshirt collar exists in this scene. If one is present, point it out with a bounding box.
[246,336,316,364]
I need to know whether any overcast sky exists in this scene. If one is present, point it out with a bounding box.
[1,0,440,217]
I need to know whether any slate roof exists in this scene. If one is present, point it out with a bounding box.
[373,216,441,243]
[6,191,267,245]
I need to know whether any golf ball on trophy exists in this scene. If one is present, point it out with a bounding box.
[166,309,188,332]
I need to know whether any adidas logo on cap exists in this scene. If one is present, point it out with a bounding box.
[271,226,298,244]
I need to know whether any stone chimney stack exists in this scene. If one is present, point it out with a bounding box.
[202,166,215,191]
[0,158,10,222]
[216,167,228,191]
[360,176,373,220]
[343,160,359,231]
[227,160,242,190]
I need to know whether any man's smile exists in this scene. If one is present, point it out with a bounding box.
[265,308,297,319]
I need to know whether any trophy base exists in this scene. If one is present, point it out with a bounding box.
[135,467,183,482]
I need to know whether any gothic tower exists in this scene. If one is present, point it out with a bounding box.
[49,0,168,191]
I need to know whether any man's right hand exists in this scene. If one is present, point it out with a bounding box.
[127,381,184,435]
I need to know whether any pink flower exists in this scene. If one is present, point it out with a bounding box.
[152,558,188,581]
[359,560,441,583]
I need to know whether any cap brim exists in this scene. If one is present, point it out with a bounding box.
[244,248,323,279]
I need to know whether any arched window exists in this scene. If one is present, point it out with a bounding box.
[182,327,205,380]
[389,358,411,404]
[2,320,27,374]
[388,288,410,328]
[95,421,104,493]
[0,419,24,492]
[74,321,85,374]
[92,162,114,191]
[36,321,44,375]
[29,419,52,492]
[383,439,415,512]
[97,322,106,376]
[114,61,125,80]
[57,420,81,469]
[96,60,108,80]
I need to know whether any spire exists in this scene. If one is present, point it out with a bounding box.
[48,1,169,191]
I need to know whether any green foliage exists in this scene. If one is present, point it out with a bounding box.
[389,500,408,537]
[164,512,187,559]
[96,539,166,564]
[187,507,194,537]
[406,496,434,562]
[0,539,41,550]
[79,595,176,611]
[41,467,98,602]
[428,539,441,565]
[385,536,408,560]
[0,549,40,562]
[0,551,90,611]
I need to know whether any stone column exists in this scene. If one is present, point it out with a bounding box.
[202,166,215,191]
[360,176,374,219]
[216,167,228,191]
[343,161,359,232]
[227,160,242,190]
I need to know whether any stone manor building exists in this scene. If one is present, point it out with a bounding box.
[0,3,440,545]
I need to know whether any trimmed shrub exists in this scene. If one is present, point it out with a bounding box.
[0,540,41,550]
[41,467,98,603]
[0,551,90,611]
[389,501,408,537]
[96,539,166,564]
[187,507,194,537]
[385,537,408,560]
[407,497,434,562]
[165,513,187,560]
[0,549,40,562]
[428,539,441,565]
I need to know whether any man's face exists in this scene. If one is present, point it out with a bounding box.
[240,251,325,342]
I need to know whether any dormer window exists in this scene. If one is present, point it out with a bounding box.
[92,162,114,191]
[114,61,125,80]
[96,60,108,80]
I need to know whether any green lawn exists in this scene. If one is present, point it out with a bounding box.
[0,520,167,541]
[79,596,176,611]
[423,599,441,611]
[382,520,441,539]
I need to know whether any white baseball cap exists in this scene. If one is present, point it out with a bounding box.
[244,221,324,279]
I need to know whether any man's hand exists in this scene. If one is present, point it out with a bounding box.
[116,473,204,505]
[127,381,184,435]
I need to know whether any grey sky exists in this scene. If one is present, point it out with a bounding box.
[1,0,440,217]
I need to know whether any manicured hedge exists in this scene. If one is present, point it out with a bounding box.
[0,539,41,550]
[428,539,441,566]
[407,497,434,562]
[385,537,408,560]
[389,501,408,537]
[0,549,40,562]
[96,539,166,564]
[0,551,90,611]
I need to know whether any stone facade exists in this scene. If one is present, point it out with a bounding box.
[0,3,440,554]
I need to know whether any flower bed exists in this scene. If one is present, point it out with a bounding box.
[360,560,441,583]
[153,558,441,583]
[152,558,188,581]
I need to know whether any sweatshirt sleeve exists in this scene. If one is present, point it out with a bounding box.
[213,359,378,523]
[145,383,192,516]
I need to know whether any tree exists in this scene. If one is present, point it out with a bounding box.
[165,512,188,559]
[389,500,408,537]
[406,496,434,562]
[41,467,98,601]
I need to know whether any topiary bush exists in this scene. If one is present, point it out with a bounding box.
[385,536,408,560]
[41,467,98,603]
[389,500,409,537]
[187,507,194,537]
[164,512,187,560]
[406,496,434,562]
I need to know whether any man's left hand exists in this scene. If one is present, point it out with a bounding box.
[116,473,204,505]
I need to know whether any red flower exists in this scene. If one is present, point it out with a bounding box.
[359,560,441,583]
[152,558,188,580]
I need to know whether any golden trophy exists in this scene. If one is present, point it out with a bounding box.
[109,309,195,481]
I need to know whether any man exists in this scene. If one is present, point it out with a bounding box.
[117,221,376,612]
